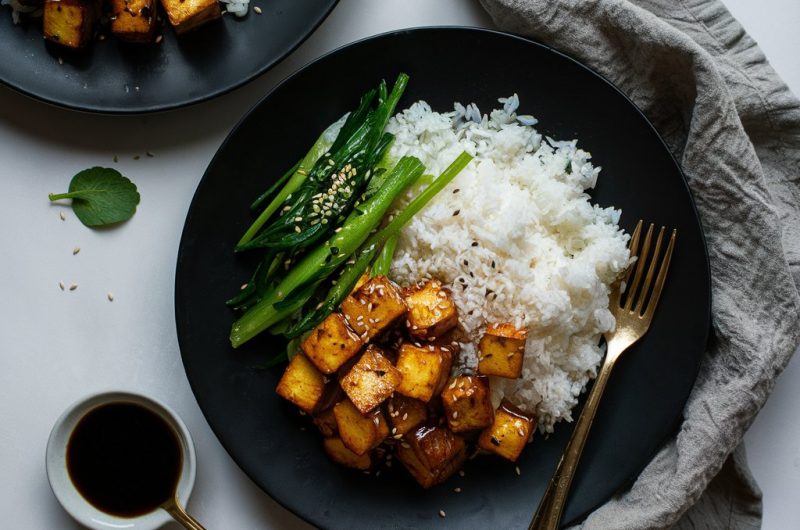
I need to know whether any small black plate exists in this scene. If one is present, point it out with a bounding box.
[175,27,710,529]
[0,0,338,113]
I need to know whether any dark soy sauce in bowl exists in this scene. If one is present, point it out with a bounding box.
[66,402,183,517]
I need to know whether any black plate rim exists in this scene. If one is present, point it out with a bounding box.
[0,0,339,115]
[175,26,711,528]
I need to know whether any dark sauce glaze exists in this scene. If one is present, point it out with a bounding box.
[66,402,182,517]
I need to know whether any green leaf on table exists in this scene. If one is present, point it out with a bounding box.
[48,167,140,227]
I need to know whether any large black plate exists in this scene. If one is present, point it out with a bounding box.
[175,28,710,529]
[0,0,338,113]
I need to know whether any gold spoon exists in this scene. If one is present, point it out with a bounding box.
[162,492,206,530]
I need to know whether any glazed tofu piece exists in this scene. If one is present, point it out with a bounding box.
[275,354,327,415]
[477,323,528,379]
[300,312,363,374]
[478,400,536,462]
[395,342,453,402]
[396,425,466,488]
[323,437,375,471]
[403,280,459,341]
[440,375,494,433]
[110,0,158,43]
[160,0,221,35]
[43,0,99,49]
[339,345,402,414]
[386,394,427,436]
[341,276,407,342]
[312,385,345,437]
[333,399,389,455]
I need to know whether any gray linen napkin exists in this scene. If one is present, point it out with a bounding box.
[478,0,800,528]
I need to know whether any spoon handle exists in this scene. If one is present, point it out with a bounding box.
[163,496,207,530]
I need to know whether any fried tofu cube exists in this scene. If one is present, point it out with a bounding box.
[396,425,466,488]
[275,354,326,414]
[341,276,407,342]
[323,437,374,471]
[43,0,99,49]
[301,312,363,374]
[440,375,494,432]
[339,345,402,414]
[395,342,453,402]
[159,0,221,35]
[313,407,338,438]
[333,399,389,455]
[478,400,536,462]
[387,394,427,436]
[477,323,528,379]
[110,0,158,43]
[403,280,459,340]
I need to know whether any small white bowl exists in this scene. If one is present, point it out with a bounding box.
[46,391,197,530]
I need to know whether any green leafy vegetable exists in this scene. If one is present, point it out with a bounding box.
[48,167,140,227]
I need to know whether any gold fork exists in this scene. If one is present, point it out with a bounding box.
[529,221,676,530]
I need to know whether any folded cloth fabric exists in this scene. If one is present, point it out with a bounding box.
[478,0,800,528]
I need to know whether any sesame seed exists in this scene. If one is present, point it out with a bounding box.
[471,241,478,247]
[107,292,114,302]
[58,57,63,65]
[453,188,460,194]
[454,487,462,493]
[282,206,291,212]
[72,246,80,255]
[294,226,301,233]
[439,510,446,518]
[240,283,248,290]
[295,217,303,222]
[253,5,262,13]
[393,434,403,439]
[515,466,521,476]
[402,412,408,420]
[459,470,465,477]
[452,411,458,419]
[59,211,66,221]
[68,283,78,291]
[58,281,65,291]
[156,35,163,44]
[517,428,525,437]
[452,209,460,216]
[391,427,397,434]
[146,151,154,157]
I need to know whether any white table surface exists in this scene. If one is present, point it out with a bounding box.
[1,1,798,529]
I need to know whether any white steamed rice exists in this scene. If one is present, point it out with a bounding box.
[386,95,630,432]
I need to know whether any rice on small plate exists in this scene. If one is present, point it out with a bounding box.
[386,95,630,432]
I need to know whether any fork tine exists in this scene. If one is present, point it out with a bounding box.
[644,229,676,319]
[624,223,654,311]
[622,220,644,288]
[634,226,665,314]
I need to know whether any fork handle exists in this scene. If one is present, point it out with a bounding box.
[529,355,617,530]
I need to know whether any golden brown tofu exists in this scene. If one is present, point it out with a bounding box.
[395,342,453,402]
[341,276,407,342]
[396,425,466,488]
[159,0,221,35]
[301,312,363,374]
[110,0,158,43]
[323,437,374,471]
[43,0,99,49]
[313,406,338,438]
[275,353,326,414]
[333,399,389,455]
[339,345,402,414]
[478,400,536,462]
[403,280,459,341]
[477,323,528,379]
[440,375,494,432]
[387,394,427,436]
